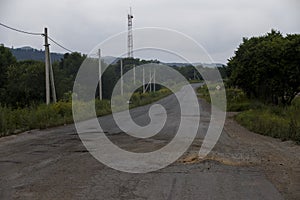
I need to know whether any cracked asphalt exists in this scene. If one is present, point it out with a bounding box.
[0,86,299,199]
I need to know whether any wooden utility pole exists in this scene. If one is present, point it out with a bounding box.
[44,28,50,105]
[98,49,102,100]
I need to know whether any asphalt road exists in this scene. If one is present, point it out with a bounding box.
[0,85,299,199]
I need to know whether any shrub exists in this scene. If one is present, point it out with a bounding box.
[0,88,172,137]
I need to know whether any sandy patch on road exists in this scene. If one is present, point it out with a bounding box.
[181,104,300,199]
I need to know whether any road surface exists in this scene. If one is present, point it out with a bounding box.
[0,86,299,199]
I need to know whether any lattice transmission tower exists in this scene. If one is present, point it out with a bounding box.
[127,7,134,58]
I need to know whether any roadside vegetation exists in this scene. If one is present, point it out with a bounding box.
[0,44,180,137]
[198,30,300,143]
[198,85,300,143]
[235,98,300,142]
[0,88,171,137]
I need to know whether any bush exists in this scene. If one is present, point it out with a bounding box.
[0,88,172,137]
[235,105,300,143]
[197,85,251,112]
[197,85,300,143]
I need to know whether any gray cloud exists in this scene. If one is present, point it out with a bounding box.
[0,0,299,63]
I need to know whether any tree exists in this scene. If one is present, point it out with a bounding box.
[0,45,17,103]
[227,30,300,105]
[54,52,86,99]
[6,60,45,107]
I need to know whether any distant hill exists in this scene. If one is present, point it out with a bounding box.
[9,46,64,62]
[164,62,225,68]
[8,47,225,67]
[101,57,224,68]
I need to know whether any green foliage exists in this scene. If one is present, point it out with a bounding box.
[176,65,203,81]
[0,45,17,102]
[10,47,63,62]
[225,88,252,111]
[198,84,300,142]
[95,99,111,116]
[235,101,300,142]
[197,84,210,102]
[227,30,300,105]
[197,84,250,112]
[129,88,171,107]
[0,88,171,137]
[54,52,86,100]
[0,45,209,107]
[6,60,45,107]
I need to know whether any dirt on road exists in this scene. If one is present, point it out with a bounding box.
[180,100,300,200]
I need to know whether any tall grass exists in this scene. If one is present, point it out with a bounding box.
[235,98,300,142]
[197,84,300,143]
[0,88,171,137]
[197,84,252,111]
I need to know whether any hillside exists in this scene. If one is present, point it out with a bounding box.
[9,46,64,62]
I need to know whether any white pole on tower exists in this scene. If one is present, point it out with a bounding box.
[120,59,124,96]
[98,49,102,100]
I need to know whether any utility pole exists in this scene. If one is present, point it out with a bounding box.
[44,28,50,105]
[44,27,57,104]
[98,49,102,100]
[49,53,57,103]
[153,68,156,92]
[142,67,145,93]
[149,68,152,92]
[120,59,124,96]
[133,64,136,85]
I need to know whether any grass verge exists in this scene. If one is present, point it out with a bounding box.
[197,84,300,143]
[0,88,171,137]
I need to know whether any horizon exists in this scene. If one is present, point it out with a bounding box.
[1,0,299,64]
[6,45,226,66]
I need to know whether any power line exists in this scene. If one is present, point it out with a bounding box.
[0,22,74,53]
[0,22,42,35]
[47,36,73,53]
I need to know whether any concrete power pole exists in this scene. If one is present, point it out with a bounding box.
[153,68,156,92]
[44,27,57,104]
[49,54,57,103]
[120,59,124,96]
[133,64,136,85]
[149,68,152,92]
[44,28,50,105]
[98,49,102,100]
[142,67,145,93]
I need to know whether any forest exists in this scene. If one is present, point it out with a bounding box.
[0,46,204,107]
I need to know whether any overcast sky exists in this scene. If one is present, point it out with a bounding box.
[0,0,299,63]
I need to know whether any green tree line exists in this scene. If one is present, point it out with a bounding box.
[227,30,300,105]
[0,45,204,107]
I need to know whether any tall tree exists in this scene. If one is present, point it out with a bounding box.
[227,30,300,105]
[6,60,45,107]
[0,45,17,103]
